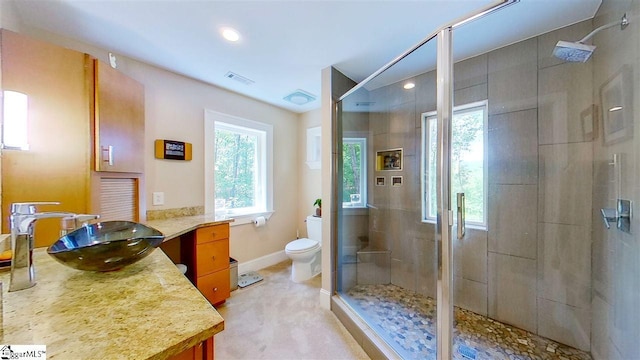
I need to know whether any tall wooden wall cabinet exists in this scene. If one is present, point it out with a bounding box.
[0,29,146,247]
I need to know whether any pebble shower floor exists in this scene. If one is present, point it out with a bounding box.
[345,284,592,360]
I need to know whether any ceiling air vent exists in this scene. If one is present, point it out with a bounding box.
[225,71,255,85]
[283,89,316,105]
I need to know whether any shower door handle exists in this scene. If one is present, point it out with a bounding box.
[457,193,465,239]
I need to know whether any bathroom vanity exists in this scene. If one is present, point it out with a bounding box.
[0,246,223,359]
[146,216,233,307]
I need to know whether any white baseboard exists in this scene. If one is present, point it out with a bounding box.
[237,250,288,275]
[319,288,331,310]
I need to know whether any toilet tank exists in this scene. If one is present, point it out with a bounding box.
[306,215,322,241]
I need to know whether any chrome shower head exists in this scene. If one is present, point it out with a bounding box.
[552,13,629,63]
[552,41,596,62]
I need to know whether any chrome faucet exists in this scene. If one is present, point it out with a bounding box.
[60,214,100,236]
[9,202,76,292]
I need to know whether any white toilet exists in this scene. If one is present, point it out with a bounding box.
[285,215,322,282]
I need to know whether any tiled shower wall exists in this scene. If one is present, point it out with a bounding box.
[590,0,640,359]
[351,20,599,351]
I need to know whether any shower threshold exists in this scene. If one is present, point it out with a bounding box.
[343,284,592,360]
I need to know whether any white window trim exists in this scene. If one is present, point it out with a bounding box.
[204,110,274,225]
[342,133,367,209]
[421,100,488,229]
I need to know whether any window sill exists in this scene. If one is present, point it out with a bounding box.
[222,211,274,227]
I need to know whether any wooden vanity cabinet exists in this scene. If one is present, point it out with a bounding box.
[193,224,231,306]
[168,337,214,360]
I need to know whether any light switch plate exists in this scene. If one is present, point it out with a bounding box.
[152,192,164,206]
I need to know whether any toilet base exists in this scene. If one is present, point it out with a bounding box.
[289,251,321,282]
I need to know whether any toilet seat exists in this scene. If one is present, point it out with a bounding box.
[285,238,320,254]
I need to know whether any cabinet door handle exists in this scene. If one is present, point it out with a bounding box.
[213,287,218,292]
[101,145,114,166]
[211,255,216,261]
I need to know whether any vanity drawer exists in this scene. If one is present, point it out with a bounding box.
[195,224,229,244]
[196,239,229,276]
[197,269,230,306]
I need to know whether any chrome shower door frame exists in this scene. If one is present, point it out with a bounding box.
[332,2,518,359]
[436,26,454,360]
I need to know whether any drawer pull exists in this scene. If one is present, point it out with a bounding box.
[211,255,215,260]
[213,287,218,292]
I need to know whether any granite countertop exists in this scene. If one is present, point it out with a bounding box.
[0,248,224,359]
[0,214,233,252]
[144,214,233,241]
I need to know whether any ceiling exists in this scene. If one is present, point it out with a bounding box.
[9,0,601,113]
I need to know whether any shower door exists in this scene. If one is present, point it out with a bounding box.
[334,22,459,357]
[332,3,503,359]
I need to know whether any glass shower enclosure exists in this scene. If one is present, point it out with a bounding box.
[333,0,639,359]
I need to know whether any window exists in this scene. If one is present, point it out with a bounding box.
[306,126,321,169]
[204,110,273,219]
[342,137,367,208]
[422,101,487,228]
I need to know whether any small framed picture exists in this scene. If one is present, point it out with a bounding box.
[391,176,403,187]
[375,176,385,186]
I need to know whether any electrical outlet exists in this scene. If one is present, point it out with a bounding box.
[152,192,164,206]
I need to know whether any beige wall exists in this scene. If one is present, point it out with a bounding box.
[1,14,301,265]
[298,108,322,237]
[0,1,20,30]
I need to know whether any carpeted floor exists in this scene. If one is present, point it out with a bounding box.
[214,260,370,360]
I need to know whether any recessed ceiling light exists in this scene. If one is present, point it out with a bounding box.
[403,82,415,90]
[221,27,240,42]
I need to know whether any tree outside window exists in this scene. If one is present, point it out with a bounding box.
[342,137,367,208]
[214,122,266,214]
[423,101,487,227]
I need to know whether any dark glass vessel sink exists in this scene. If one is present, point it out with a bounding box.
[47,221,165,272]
